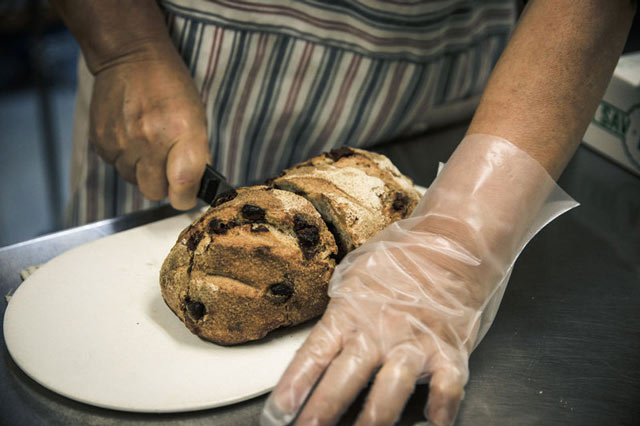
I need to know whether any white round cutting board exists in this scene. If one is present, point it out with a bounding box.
[3,208,314,413]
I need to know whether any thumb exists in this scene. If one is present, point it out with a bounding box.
[166,135,209,210]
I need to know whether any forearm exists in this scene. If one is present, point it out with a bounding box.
[50,0,175,74]
[467,0,636,179]
[415,0,637,279]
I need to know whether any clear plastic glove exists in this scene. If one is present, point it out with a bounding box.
[261,134,578,426]
[89,46,209,210]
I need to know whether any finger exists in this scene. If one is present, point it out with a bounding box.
[425,364,466,426]
[354,346,424,426]
[114,151,139,185]
[166,137,209,210]
[89,110,121,164]
[294,333,380,426]
[261,318,343,426]
[93,138,122,164]
[136,156,169,201]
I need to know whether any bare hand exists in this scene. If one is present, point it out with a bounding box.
[89,51,209,210]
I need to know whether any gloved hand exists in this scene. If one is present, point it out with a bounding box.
[89,45,209,210]
[261,134,578,426]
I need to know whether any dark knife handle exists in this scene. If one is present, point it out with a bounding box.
[197,164,235,205]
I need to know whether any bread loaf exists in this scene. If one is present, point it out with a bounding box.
[160,147,420,345]
[160,186,337,345]
[272,146,421,258]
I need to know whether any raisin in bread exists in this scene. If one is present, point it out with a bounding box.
[160,186,337,345]
[271,146,421,258]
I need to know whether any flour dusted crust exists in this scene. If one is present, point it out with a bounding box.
[160,186,337,345]
[271,147,421,257]
[160,147,421,345]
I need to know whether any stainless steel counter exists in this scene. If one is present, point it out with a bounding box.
[1,124,639,425]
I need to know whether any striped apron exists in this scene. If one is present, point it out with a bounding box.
[66,0,517,226]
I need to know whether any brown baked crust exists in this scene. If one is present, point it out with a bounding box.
[160,186,337,345]
[271,146,421,257]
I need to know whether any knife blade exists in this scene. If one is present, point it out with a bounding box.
[197,164,236,205]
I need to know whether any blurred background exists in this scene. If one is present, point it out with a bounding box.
[1,0,77,247]
[0,1,639,247]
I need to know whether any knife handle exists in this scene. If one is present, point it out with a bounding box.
[197,164,232,205]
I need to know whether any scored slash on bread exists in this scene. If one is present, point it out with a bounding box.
[160,146,421,345]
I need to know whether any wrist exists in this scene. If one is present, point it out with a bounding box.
[85,36,179,75]
[52,0,176,74]
[413,134,577,273]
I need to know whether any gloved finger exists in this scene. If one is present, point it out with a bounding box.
[114,150,139,185]
[136,155,168,201]
[166,136,209,210]
[261,320,343,426]
[354,345,424,426]
[294,333,380,426]
[424,364,466,426]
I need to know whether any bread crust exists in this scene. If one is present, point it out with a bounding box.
[160,186,337,345]
[272,147,421,257]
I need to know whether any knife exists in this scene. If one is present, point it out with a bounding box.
[196,164,236,205]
